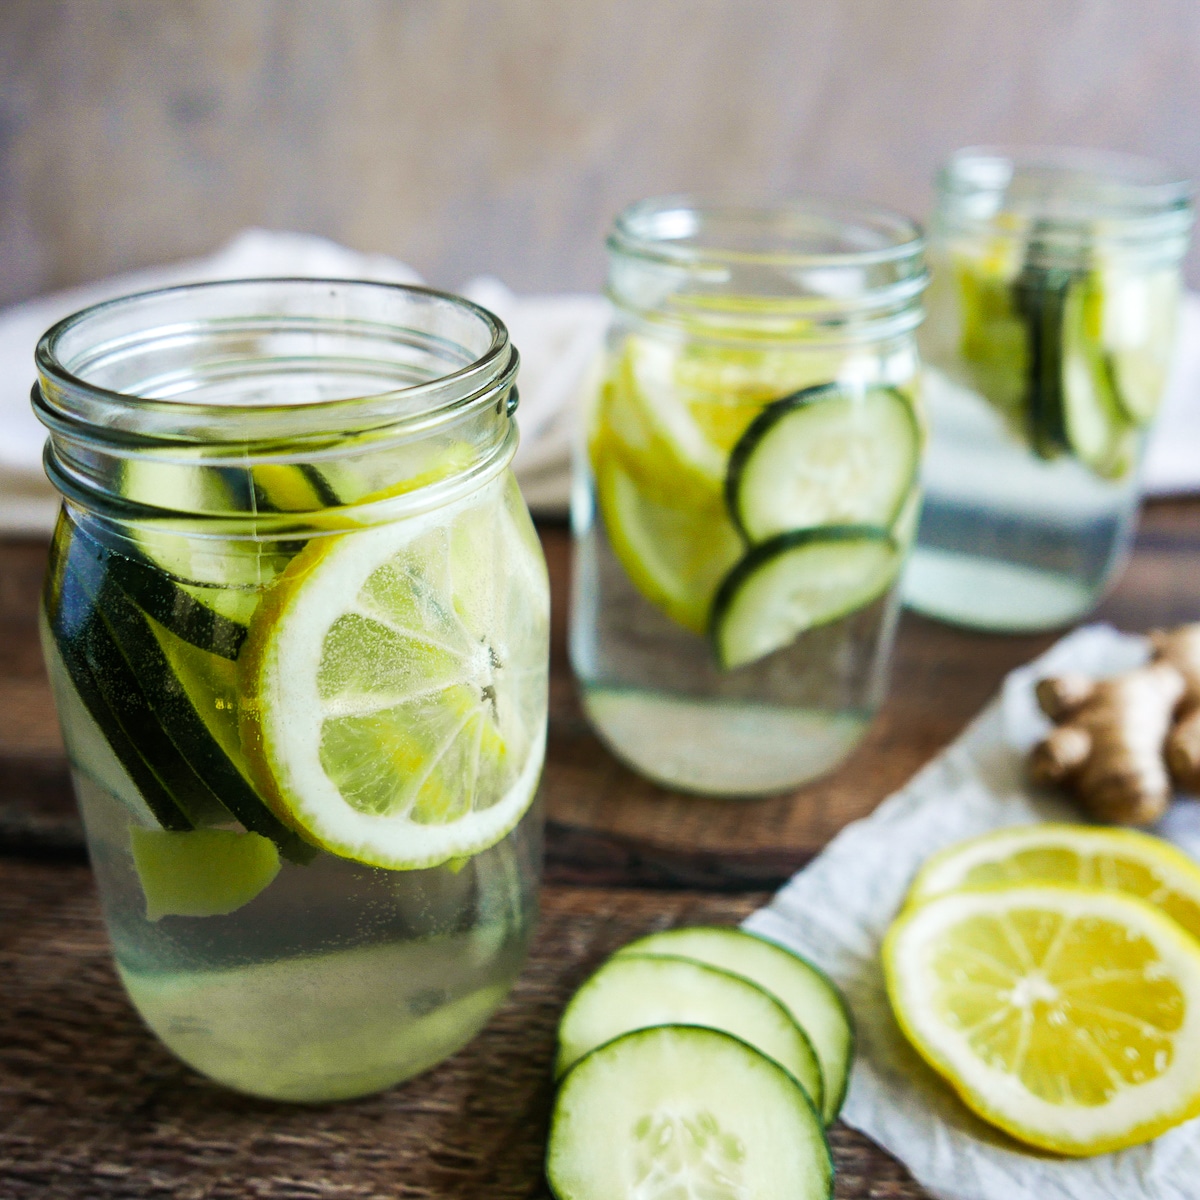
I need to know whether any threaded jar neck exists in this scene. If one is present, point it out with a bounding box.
[934,146,1194,269]
[606,195,928,346]
[33,279,519,529]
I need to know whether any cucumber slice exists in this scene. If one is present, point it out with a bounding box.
[726,383,919,543]
[94,575,314,860]
[614,927,854,1124]
[547,1026,833,1200]
[1013,258,1073,460]
[92,542,250,661]
[1107,348,1165,427]
[45,535,192,832]
[1059,279,1136,480]
[555,954,824,1115]
[710,527,899,670]
[251,463,341,512]
[63,532,313,858]
[117,458,251,515]
[116,461,297,593]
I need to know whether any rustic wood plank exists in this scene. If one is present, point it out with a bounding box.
[1,500,1198,880]
[0,860,927,1199]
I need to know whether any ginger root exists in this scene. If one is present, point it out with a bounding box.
[1030,661,1185,825]
[1153,623,1200,793]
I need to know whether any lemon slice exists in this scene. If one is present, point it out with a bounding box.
[612,336,851,493]
[239,476,548,870]
[130,828,281,921]
[594,442,741,634]
[908,824,1200,943]
[884,883,1200,1155]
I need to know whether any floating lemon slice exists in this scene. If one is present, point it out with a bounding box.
[884,883,1200,1155]
[239,476,548,870]
[908,824,1200,943]
[593,440,741,635]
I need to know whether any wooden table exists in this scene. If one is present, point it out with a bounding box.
[2,500,1198,1198]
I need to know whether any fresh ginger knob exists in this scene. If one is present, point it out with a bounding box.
[1152,623,1200,794]
[1030,660,1185,826]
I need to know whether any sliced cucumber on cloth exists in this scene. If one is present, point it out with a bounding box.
[546,1026,832,1200]
[615,926,854,1124]
[555,953,824,1116]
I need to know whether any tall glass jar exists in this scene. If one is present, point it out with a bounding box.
[907,147,1194,631]
[571,197,927,796]
[34,280,549,1102]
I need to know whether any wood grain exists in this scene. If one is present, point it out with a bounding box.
[0,860,927,1199]
[1,500,1198,881]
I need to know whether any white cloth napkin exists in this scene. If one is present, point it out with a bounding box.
[0,229,608,532]
[745,624,1200,1200]
[2,228,1199,532]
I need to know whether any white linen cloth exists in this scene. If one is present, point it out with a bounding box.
[1,227,1199,531]
[745,624,1200,1200]
[0,229,608,532]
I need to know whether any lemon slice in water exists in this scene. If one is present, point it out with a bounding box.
[594,442,742,635]
[885,883,1200,1155]
[239,478,548,870]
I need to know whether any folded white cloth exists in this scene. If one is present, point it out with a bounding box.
[0,229,607,531]
[745,624,1200,1200]
[2,228,1199,533]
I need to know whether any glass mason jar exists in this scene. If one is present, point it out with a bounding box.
[571,196,928,796]
[907,147,1194,631]
[34,279,549,1102]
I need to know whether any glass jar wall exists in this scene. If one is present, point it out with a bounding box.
[906,147,1194,631]
[34,280,549,1102]
[571,197,928,796]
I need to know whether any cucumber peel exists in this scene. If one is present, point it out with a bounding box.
[726,383,919,543]
[615,926,855,1124]
[710,527,900,670]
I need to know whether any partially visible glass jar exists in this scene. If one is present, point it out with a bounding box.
[34,279,549,1102]
[571,196,928,796]
[907,147,1194,631]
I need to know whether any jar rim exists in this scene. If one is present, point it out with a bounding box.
[34,277,516,450]
[608,194,925,271]
[938,145,1194,224]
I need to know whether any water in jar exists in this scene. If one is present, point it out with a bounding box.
[41,468,549,1102]
[571,327,921,796]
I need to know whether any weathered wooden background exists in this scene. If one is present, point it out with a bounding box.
[2,0,1199,307]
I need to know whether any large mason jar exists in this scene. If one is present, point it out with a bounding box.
[34,280,549,1102]
[906,147,1194,631]
[571,197,927,796]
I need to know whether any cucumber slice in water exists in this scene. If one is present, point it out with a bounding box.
[710,527,900,670]
[726,383,919,543]
[45,540,192,832]
[555,954,824,1116]
[251,463,341,512]
[61,529,313,858]
[615,927,854,1124]
[1061,279,1136,480]
[130,827,281,921]
[94,542,251,660]
[1013,258,1073,460]
[547,1026,833,1200]
[93,574,314,859]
